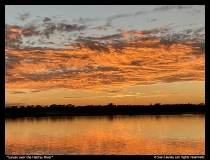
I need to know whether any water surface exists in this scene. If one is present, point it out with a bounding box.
[5,115,205,155]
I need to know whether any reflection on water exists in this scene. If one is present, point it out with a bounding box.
[5,115,205,155]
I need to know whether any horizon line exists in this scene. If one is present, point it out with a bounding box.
[5,102,205,108]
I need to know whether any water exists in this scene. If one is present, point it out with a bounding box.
[5,115,205,155]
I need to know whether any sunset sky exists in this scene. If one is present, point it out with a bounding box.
[5,5,205,106]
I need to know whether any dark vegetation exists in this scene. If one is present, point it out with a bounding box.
[5,103,205,118]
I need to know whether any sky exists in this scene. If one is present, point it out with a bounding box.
[5,5,205,106]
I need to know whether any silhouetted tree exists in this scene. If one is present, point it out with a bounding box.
[20,106,25,109]
[108,103,113,107]
[155,103,161,106]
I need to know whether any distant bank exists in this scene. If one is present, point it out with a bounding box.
[5,104,205,118]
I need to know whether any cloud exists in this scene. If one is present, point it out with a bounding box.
[30,89,46,93]
[63,96,83,99]
[47,41,57,45]
[100,88,125,94]
[119,27,167,38]
[5,35,204,92]
[16,11,31,21]
[5,103,27,106]
[91,26,107,31]
[5,24,22,44]
[57,23,87,32]
[147,19,158,22]
[41,23,57,39]
[43,17,52,22]
[153,5,194,12]
[8,91,27,94]
[41,22,87,39]
[134,11,146,16]
[5,9,205,93]
[5,24,40,49]
[107,13,132,21]
[72,17,99,24]
[91,20,112,31]
[21,29,40,37]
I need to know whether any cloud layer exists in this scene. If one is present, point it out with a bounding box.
[5,6,205,94]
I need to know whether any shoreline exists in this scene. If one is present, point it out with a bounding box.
[5,104,205,118]
[5,112,205,118]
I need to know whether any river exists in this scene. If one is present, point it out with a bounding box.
[5,114,205,155]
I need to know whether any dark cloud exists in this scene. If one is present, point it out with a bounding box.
[185,29,193,34]
[43,17,52,22]
[95,66,120,72]
[130,60,142,66]
[99,34,122,41]
[91,20,112,31]
[134,11,146,15]
[74,36,118,52]
[5,25,22,43]
[72,17,99,24]
[104,20,112,27]
[24,19,42,30]
[147,19,158,22]
[63,97,83,99]
[70,24,204,55]
[187,42,205,54]
[25,40,36,45]
[101,88,124,94]
[159,26,205,46]
[9,91,27,94]
[6,77,27,84]
[107,13,132,21]
[194,27,205,35]
[91,26,107,31]
[41,23,57,39]
[57,23,87,32]
[47,41,57,45]
[41,22,87,39]
[73,11,144,24]
[5,24,40,49]
[16,11,31,21]
[30,89,48,93]
[153,5,194,12]
[22,29,39,37]
[19,46,54,51]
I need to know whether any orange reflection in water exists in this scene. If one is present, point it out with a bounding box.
[5,115,205,155]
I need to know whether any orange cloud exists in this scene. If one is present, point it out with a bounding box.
[5,22,205,93]
[5,40,204,93]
